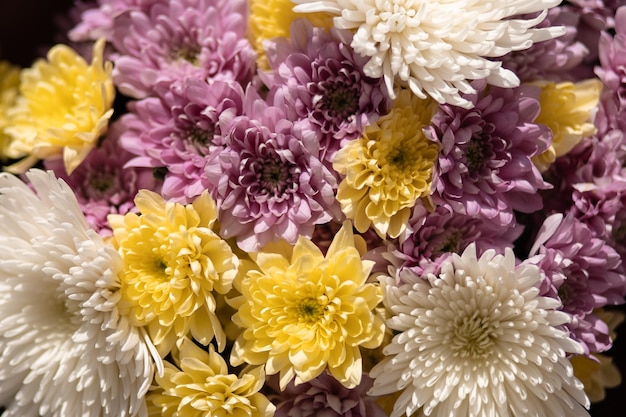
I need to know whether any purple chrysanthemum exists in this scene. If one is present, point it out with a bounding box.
[68,0,151,44]
[425,80,552,228]
[110,0,256,98]
[596,7,626,108]
[393,204,523,276]
[529,212,626,355]
[501,6,590,83]
[118,77,245,203]
[261,19,390,162]
[43,121,160,236]
[271,372,387,417]
[208,89,341,251]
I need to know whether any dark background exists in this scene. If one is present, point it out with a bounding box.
[1,0,625,414]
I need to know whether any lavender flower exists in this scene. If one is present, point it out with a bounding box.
[118,77,245,203]
[44,121,160,236]
[530,212,626,355]
[209,89,340,251]
[110,0,256,98]
[272,372,387,417]
[426,80,552,228]
[261,19,390,163]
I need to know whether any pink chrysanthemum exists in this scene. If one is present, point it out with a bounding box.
[208,89,340,251]
[529,212,626,355]
[271,372,387,417]
[68,0,150,44]
[596,7,626,108]
[261,18,390,162]
[426,80,552,227]
[118,77,245,203]
[110,0,256,98]
[43,121,160,236]
[392,204,523,277]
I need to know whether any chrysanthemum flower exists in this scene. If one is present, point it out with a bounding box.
[68,0,148,43]
[0,61,20,158]
[44,121,161,237]
[230,221,385,390]
[111,0,256,98]
[571,309,624,403]
[531,78,602,172]
[118,78,245,203]
[4,38,114,175]
[370,243,590,417]
[0,169,158,417]
[262,18,391,161]
[148,337,275,417]
[209,89,340,252]
[292,0,566,108]
[108,189,239,356]
[333,88,439,238]
[529,213,626,355]
[249,0,332,70]
[272,371,387,417]
[427,81,552,227]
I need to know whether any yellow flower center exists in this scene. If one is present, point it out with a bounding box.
[295,297,327,323]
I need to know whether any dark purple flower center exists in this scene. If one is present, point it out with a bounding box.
[258,156,293,195]
[465,134,493,174]
[83,169,120,200]
[435,230,464,255]
[318,81,360,120]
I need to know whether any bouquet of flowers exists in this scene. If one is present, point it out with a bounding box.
[1,0,626,416]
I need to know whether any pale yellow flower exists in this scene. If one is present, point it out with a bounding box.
[109,190,239,357]
[148,337,275,417]
[230,221,385,390]
[333,89,439,238]
[249,0,332,70]
[0,61,20,157]
[531,79,603,172]
[4,38,114,174]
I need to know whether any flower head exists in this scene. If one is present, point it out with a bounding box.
[272,371,387,417]
[148,337,275,417]
[209,90,340,251]
[111,0,256,98]
[109,189,239,356]
[427,81,552,227]
[4,39,114,174]
[333,88,439,238]
[0,169,157,417]
[370,243,590,417]
[118,77,246,203]
[293,0,566,108]
[230,221,385,390]
[262,18,391,160]
[531,78,602,172]
[44,121,161,236]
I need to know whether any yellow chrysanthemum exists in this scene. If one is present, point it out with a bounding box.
[148,337,275,417]
[230,221,385,390]
[531,78,603,172]
[333,89,439,238]
[109,190,239,357]
[4,38,114,174]
[0,61,20,157]
[572,309,624,403]
[249,0,332,70]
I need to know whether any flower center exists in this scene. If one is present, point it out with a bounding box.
[318,82,359,120]
[296,297,326,323]
[186,125,214,154]
[450,313,496,358]
[435,230,463,255]
[378,0,418,32]
[259,157,292,195]
[465,135,492,174]
[173,41,201,65]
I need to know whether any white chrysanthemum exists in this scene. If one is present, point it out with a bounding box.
[0,170,161,417]
[292,0,566,108]
[369,244,591,417]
